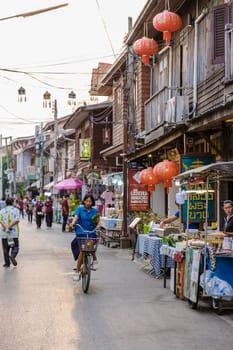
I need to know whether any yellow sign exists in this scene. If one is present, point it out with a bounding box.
[79,138,91,161]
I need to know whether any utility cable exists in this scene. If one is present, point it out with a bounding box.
[95,0,117,59]
[12,53,117,70]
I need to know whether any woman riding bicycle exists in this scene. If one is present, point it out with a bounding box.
[71,194,100,274]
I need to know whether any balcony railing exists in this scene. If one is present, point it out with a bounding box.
[144,87,169,133]
[145,87,190,135]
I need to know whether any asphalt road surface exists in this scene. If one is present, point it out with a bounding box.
[0,218,233,350]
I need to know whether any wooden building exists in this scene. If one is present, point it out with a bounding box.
[63,101,120,197]
[93,0,233,222]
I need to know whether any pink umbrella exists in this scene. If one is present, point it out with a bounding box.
[54,178,83,190]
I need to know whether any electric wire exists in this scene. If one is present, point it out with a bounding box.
[12,53,118,70]
[95,0,117,59]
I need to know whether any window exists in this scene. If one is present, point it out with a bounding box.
[102,127,111,144]
[212,3,233,64]
[114,86,122,122]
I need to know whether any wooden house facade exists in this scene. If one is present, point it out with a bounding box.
[93,0,233,220]
[63,101,119,196]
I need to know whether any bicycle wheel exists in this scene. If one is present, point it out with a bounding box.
[82,254,92,293]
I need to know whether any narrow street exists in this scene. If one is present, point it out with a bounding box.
[0,218,233,350]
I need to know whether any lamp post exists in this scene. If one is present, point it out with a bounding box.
[42,92,58,189]
[35,124,45,195]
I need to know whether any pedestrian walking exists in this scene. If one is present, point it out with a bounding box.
[61,194,69,232]
[16,198,24,219]
[26,199,34,223]
[35,199,44,229]
[44,197,53,229]
[0,197,20,267]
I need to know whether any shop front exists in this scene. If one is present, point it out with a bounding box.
[135,161,233,314]
[98,172,124,247]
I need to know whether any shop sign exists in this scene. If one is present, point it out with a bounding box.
[85,171,100,180]
[79,138,91,161]
[128,170,149,211]
[181,155,215,223]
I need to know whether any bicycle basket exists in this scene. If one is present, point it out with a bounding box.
[77,238,98,252]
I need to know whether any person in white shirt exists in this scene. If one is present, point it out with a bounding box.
[0,197,20,267]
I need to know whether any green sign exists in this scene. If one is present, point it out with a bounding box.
[181,155,215,223]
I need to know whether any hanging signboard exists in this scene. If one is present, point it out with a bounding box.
[79,138,91,161]
[128,169,149,212]
[181,155,215,223]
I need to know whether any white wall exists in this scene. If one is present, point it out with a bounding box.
[16,150,32,178]
[167,183,179,217]
[151,182,178,218]
[151,183,165,216]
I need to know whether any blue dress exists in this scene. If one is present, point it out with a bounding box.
[71,205,98,261]
[74,205,99,235]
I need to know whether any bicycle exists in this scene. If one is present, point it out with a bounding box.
[75,224,99,293]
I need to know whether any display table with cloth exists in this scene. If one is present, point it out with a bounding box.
[135,234,175,276]
[160,244,177,289]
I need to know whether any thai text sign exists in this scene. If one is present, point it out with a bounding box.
[181,155,215,223]
[128,170,149,211]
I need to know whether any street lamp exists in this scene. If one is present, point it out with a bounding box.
[18,86,26,103]
[43,91,52,108]
[68,91,77,106]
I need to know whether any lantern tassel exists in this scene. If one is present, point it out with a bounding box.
[163,31,171,45]
[142,55,150,65]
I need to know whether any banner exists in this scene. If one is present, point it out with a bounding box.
[181,155,215,223]
[79,138,91,161]
[128,169,149,211]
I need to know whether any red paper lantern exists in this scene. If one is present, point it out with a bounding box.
[153,10,182,45]
[139,167,160,192]
[133,36,158,65]
[153,160,179,193]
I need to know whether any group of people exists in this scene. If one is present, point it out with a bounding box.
[15,196,54,229]
[0,193,100,276]
[15,194,71,232]
[1,191,233,272]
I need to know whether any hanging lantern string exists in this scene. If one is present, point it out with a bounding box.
[167,0,170,11]
[165,0,170,11]
[143,22,148,37]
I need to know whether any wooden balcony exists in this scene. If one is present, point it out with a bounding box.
[144,87,169,134]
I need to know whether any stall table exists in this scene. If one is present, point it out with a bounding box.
[135,234,175,276]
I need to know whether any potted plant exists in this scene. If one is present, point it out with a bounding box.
[130,210,159,234]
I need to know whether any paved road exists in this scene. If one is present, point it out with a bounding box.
[0,218,233,350]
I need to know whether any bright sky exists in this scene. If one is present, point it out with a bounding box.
[0,0,146,139]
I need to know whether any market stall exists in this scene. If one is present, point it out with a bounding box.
[99,207,123,248]
[174,161,233,314]
[135,231,176,276]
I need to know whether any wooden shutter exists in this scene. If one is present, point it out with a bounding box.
[229,2,233,23]
[212,4,228,64]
